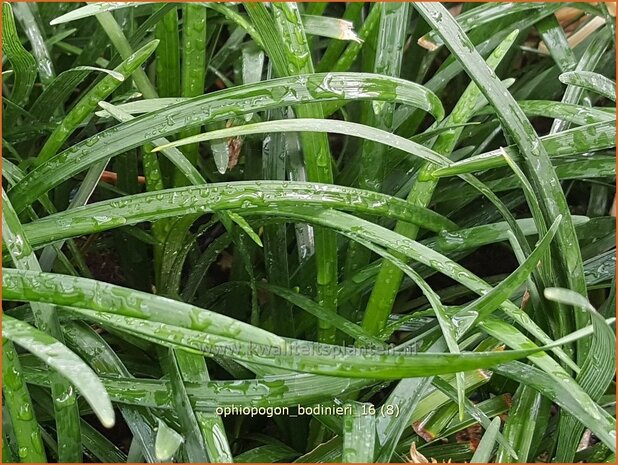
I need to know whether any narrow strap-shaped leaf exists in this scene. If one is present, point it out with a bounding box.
[49,2,154,25]
[97,101,205,186]
[430,120,616,178]
[258,283,381,346]
[176,3,207,185]
[329,3,381,74]
[418,2,559,49]
[551,27,611,134]
[458,215,561,321]
[2,188,83,462]
[437,216,588,252]
[62,322,161,462]
[2,339,47,462]
[9,72,444,213]
[157,348,208,462]
[35,39,160,164]
[9,203,575,372]
[495,359,616,453]
[342,402,376,463]
[357,1,411,194]
[316,2,364,73]
[475,100,615,125]
[470,417,501,463]
[536,14,577,73]
[154,418,184,461]
[2,315,114,429]
[559,70,616,102]
[30,66,124,122]
[362,29,518,340]
[12,3,55,86]
[265,1,336,343]
[432,377,517,459]
[152,118,447,164]
[155,6,180,98]
[546,288,617,461]
[415,5,589,354]
[16,181,457,251]
[494,384,550,462]
[3,268,285,349]
[482,317,616,451]
[21,364,374,412]
[2,3,37,105]
[344,2,411,330]
[52,308,568,379]
[373,377,433,462]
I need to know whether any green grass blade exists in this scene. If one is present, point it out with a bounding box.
[261,107,294,335]
[151,118,446,164]
[235,444,299,463]
[50,308,570,380]
[342,402,376,463]
[2,3,37,105]
[545,287,617,461]
[3,268,285,348]
[559,70,616,102]
[155,6,180,98]
[316,2,364,73]
[432,377,517,459]
[9,71,444,214]
[458,215,561,321]
[494,384,549,462]
[536,14,576,73]
[154,418,184,461]
[551,26,611,135]
[362,28,518,338]
[12,3,55,86]
[11,201,573,371]
[35,39,159,164]
[2,339,47,463]
[49,2,152,25]
[2,188,83,462]
[418,2,557,49]
[357,1,410,193]
[16,181,456,249]
[437,216,589,252]
[415,5,589,341]
[30,66,124,123]
[62,321,164,462]
[96,101,205,185]
[2,315,114,429]
[431,120,616,178]
[481,316,616,451]
[344,2,410,324]
[258,283,381,346]
[227,211,263,247]
[31,388,128,463]
[176,3,207,185]
[475,100,615,125]
[470,417,500,463]
[374,378,433,462]
[329,3,381,73]
[157,348,208,462]
[21,366,374,413]
[495,359,616,453]
[266,1,336,342]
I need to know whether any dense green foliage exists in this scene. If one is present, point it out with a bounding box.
[2,2,616,463]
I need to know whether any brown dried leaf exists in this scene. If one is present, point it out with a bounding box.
[409,443,429,463]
